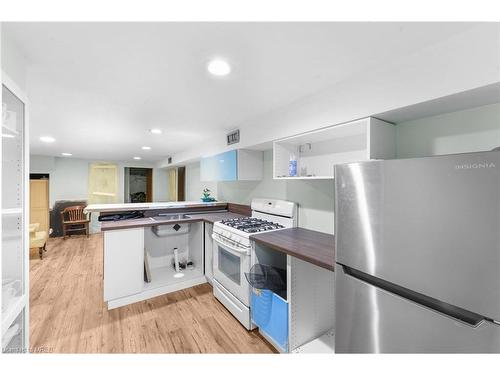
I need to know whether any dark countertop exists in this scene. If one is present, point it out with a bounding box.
[100,211,247,231]
[250,227,335,271]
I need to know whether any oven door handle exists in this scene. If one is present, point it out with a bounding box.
[212,233,250,255]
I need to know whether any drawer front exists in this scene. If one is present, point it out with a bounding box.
[213,280,251,330]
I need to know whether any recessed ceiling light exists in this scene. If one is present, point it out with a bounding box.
[40,136,56,143]
[141,146,151,150]
[61,153,72,156]
[149,128,162,134]
[207,59,231,76]
[133,156,141,160]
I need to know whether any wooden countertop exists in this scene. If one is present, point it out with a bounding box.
[100,211,246,231]
[250,227,335,271]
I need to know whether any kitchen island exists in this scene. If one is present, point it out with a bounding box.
[86,201,249,309]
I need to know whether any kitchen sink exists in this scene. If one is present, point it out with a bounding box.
[152,214,191,221]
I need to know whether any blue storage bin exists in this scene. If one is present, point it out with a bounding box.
[251,288,289,352]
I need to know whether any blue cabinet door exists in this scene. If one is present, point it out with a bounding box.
[216,150,237,181]
[200,155,216,181]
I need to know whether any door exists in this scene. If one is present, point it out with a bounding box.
[335,267,500,353]
[216,150,237,181]
[177,166,185,201]
[213,237,250,305]
[168,168,177,201]
[30,179,49,233]
[334,151,500,320]
[146,168,153,202]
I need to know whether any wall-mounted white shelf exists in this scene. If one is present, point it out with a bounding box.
[2,208,23,215]
[273,117,395,179]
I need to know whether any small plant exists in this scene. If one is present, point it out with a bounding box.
[201,188,215,202]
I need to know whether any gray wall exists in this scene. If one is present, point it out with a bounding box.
[30,155,169,207]
[217,150,335,234]
[183,150,335,234]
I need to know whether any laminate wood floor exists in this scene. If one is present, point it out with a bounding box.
[29,234,276,353]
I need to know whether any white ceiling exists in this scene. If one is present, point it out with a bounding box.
[3,22,478,162]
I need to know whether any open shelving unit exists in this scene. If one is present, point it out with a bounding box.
[2,73,29,354]
[251,243,335,354]
[273,117,395,179]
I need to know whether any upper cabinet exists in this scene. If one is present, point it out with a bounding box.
[273,117,395,179]
[200,149,263,182]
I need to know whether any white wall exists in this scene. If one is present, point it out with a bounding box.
[185,162,218,202]
[30,155,169,207]
[160,24,500,167]
[1,28,27,92]
[396,102,500,158]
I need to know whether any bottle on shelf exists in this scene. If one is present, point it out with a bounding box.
[289,154,297,177]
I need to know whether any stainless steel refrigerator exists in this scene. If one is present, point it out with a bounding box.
[334,150,500,353]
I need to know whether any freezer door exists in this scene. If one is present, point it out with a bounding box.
[334,151,500,320]
[335,267,500,353]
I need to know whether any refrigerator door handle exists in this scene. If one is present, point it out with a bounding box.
[340,264,490,327]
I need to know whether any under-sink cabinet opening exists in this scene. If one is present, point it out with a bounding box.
[145,221,204,289]
[103,221,206,309]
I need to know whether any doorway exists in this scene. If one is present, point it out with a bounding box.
[124,167,153,203]
[167,166,185,202]
[29,174,50,234]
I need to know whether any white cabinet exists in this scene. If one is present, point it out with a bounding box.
[273,117,395,179]
[103,228,144,301]
[200,149,263,182]
[204,222,214,284]
[2,75,29,353]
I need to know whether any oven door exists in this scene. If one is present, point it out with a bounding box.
[212,235,251,306]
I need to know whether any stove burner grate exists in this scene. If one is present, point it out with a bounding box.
[220,217,285,233]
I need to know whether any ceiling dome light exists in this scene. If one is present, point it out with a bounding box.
[61,152,72,156]
[141,146,151,150]
[149,128,162,134]
[133,156,141,160]
[40,136,55,143]
[207,59,231,76]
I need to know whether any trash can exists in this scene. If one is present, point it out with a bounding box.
[245,264,289,352]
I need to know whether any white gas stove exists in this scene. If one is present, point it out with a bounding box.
[212,198,297,329]
[213,198,297,249]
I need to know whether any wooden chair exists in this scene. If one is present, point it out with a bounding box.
[60,205,91,239]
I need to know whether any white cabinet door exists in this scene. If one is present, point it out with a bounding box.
[104,228,144,301]
[204,222,214,284]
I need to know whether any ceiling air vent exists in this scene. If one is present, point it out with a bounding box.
[227,129,240,145]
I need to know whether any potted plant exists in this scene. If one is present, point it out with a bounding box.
[201,188,216,202]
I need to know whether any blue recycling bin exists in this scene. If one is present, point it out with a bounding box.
[251,288,289,352]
